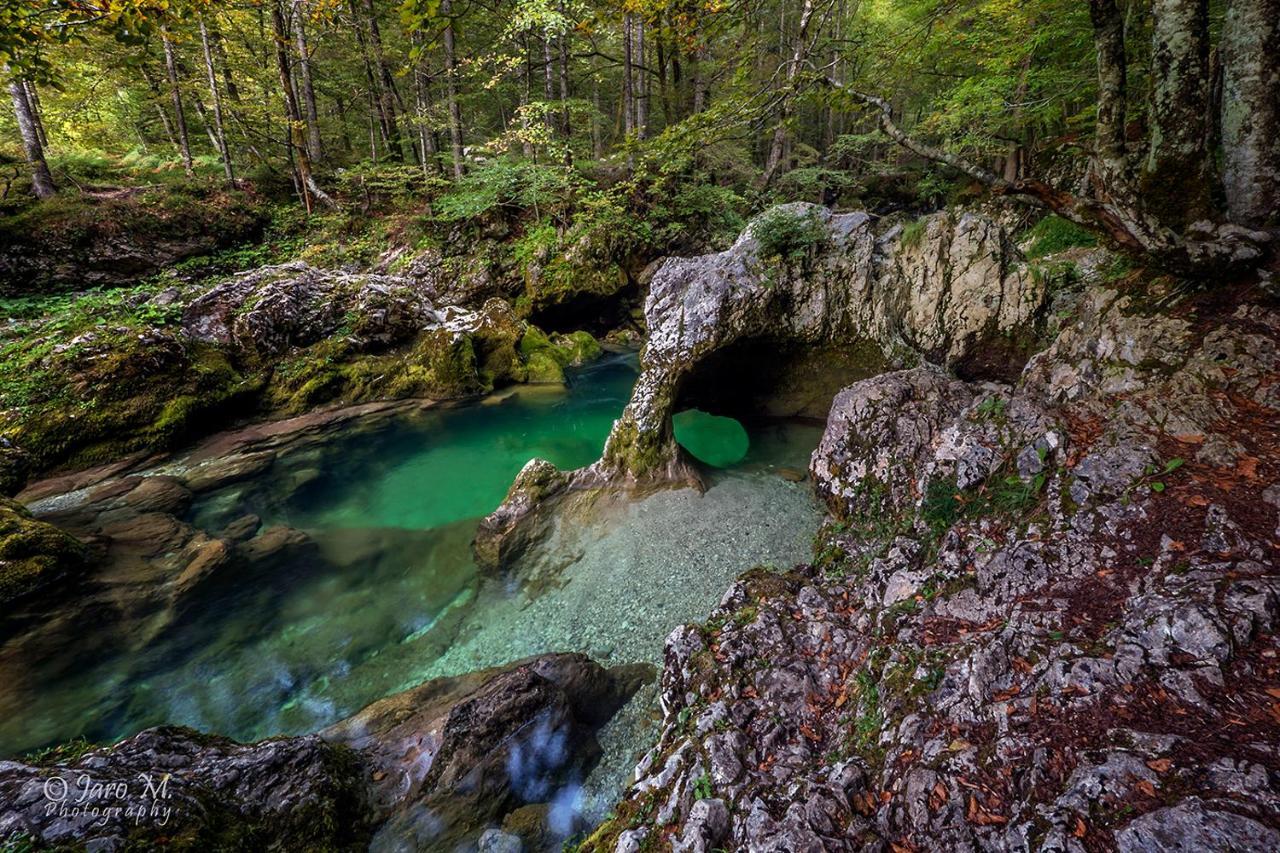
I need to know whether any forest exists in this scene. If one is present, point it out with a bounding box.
[1,0,1271,276]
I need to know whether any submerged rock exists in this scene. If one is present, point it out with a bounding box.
[474,458,571,573]
[0,498,87,610]
[0,653,649,851]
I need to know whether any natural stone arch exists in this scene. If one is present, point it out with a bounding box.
[475,204,1049,570]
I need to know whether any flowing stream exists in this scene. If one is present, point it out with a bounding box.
[0,351,825,828]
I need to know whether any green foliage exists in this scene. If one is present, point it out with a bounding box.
[1024,215,1098,258]
[23,735,96,767]
[899,217,927,249]
[433,158,580,223]
[693,772,714,800]
[752,206,828,263]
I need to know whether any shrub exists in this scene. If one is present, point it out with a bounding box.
[752,206,828,262]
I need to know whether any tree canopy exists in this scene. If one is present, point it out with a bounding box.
[0,0,1275,271]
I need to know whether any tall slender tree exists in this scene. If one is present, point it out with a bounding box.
[292,0,324,163]
[199,16,236,185]
[162,30,195,176]
[6,72,56,198]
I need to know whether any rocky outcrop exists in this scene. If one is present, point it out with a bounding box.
[477,205,1045,571]
[0,653,647,851]
[2,260,603,487]
[596,205,1043,484]
[582,282,1280,850]
[183,261,478,358]
[0,189,266,294]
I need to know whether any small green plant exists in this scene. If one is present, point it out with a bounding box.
[1143,457,1184,493]
[752,206,828,263]
[693,772,714,800]
[1024,214,1097,258]
[974,395,1007,421]
[899,217,927,249]
[23,736,96,767]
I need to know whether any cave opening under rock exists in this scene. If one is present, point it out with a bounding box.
[674,336,891,427]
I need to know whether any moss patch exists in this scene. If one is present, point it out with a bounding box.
[0,497,88,607]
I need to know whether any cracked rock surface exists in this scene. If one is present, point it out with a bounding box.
[580,281,1280,851]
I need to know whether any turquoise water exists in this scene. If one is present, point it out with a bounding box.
[0,353,823,764]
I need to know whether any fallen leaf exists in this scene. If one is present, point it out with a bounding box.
[1145,758,1172,773]
[930,782,948,811]
[1073,816,1088,838]
[1264,687,1280,699]
[1135,779,1157,797]
[1237,457,1260,480]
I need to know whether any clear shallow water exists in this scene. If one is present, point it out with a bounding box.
[0,353,824,785]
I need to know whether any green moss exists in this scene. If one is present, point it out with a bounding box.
[524,349,566,384]
[0,498,88,607]
[899,217,928,250]
[1024,214,1097,258]
[518,325,555,357]
[553,330,603,366]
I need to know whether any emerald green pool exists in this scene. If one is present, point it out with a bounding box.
[0,353,824,779]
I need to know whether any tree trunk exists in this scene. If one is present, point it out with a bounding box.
[412,32,439,174]
[635,18,648,140]
[590,57,602,158]
[441,0,465,178]
[622,14,635,139]
[6,75,55,199]
[761,0,819,187]
[292,0,324,163]
[200,17,236,185]
[1088,0,1129,187]
[162,32,195,176]
[349,0,393,159]
[543,34,556,133]
[271,1,333,209]
[23,82,48,148]
[1142,0,1212,229]
[1220,0,1280,226]
[520,36,535,158]
[558,27,571,141]
[211,27,241,103]
[361,0,404,161]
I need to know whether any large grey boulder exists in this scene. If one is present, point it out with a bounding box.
[183,261,485,358]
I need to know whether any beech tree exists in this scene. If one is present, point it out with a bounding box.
[841,0,1278,274]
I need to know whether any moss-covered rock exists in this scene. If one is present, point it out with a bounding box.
[3,336,261,474]
[517,325,603,384]
[553,330,604,366]
[0,498,88,607]
[0,186,267,294]
[0,444,30,497]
